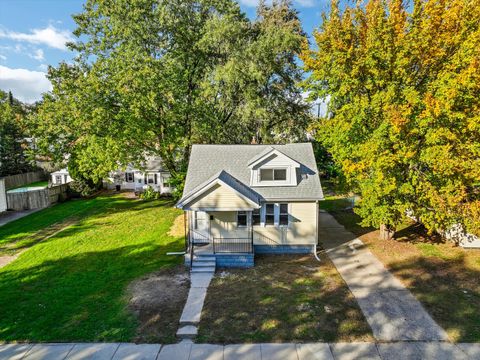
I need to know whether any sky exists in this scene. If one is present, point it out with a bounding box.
[0,0,330,104]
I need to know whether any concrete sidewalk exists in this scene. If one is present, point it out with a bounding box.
[319,211,449,342]
[0,209,40,227]
[1,341,477,360]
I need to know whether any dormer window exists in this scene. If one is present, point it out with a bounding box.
[260,168,287,181]
[248,147,301,187]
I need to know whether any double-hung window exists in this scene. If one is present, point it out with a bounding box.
[259,168,287,182]
[279,204,289,226]
[265,204,275,225]
[237,211,247,227]
[125,172,134,183]
[252,208,261,226]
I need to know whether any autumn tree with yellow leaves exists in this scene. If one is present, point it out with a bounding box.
[302,0,480,239]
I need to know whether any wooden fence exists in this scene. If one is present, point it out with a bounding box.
[3,171,46,190]
[6,183,69,211]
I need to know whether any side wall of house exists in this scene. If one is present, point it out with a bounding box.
[253,201,317,247]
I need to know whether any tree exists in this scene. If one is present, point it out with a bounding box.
[31,0,308,194]
[0,91,35,177]
[302,0,480,238]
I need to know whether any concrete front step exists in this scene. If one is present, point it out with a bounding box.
[191,266,215,273]
[176,325,198,340]
[192,261,215,267]
[193,256,216,262]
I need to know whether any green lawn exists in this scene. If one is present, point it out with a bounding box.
[0,194,184,342]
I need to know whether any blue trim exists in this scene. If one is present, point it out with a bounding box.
[254,245,314,254]
[216,253,254,268]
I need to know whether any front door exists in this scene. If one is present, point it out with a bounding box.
[194,211,210,240]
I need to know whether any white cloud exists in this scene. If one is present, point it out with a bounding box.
[0,25,73,50]
[0,65,52,103]
[0,54,6,61]
[28,48,45,61]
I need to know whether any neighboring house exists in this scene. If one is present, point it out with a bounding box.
[51,169,73,185]
[103,157,172,194]
[50,157,172,194]
[177,143,324,268]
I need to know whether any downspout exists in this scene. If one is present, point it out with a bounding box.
[313,200,321,262]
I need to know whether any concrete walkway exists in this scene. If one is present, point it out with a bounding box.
[1,341,477,360]
[319,211,449,342]
[0,209,40,227]
[177,272,214,340]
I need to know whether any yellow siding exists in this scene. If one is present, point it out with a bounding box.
[210,211,249,239]
[287,202,317,244]
[186,184,253,209]
[203,202,318,245]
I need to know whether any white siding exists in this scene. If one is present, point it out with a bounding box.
[250,155,299,187]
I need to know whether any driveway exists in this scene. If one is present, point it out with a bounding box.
[319,211,449,342]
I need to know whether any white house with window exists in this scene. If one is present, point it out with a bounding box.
[51,157,172,194]
[104,157,172,194]
[177,143,324,269]
[50,169,73,185]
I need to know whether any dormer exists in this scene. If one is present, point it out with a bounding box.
[248,147,301,187]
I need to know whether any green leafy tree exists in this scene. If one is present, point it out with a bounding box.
[31,0,308,195]
[302,0,480,238]
[0,91,35,176]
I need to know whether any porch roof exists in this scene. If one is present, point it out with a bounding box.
[176,170,261,210]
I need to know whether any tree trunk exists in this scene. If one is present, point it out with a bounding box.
[380,224,395,240]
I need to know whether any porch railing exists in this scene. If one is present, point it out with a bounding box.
[213,237,253,253]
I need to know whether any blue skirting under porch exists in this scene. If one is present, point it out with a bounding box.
[215,253,254,268]
[254,244,314,254]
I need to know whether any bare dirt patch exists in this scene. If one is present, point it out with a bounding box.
[168,214,185,238]
[198,254,373,344]
[127,265,190,343]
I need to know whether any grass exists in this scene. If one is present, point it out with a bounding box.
[8,180,49,190]
[0,194,185,342]
[322,196,480,342]
[197,254,373,344]
[0,196,119,256]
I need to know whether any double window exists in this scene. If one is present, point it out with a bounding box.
[259,168,287,182]
[125,172,134,183]
[238,204,289,228]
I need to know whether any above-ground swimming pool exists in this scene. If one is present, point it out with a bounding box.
[7,185,48,193]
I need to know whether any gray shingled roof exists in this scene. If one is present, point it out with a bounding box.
[182,143,324,201]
